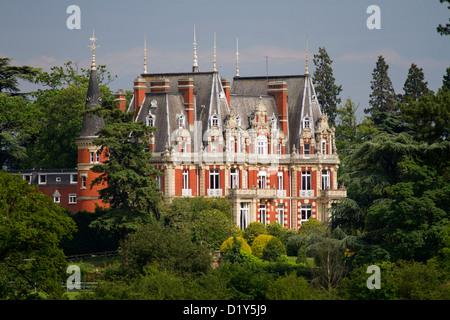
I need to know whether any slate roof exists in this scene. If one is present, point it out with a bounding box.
[231,74,322,151]
[79,68,105,138]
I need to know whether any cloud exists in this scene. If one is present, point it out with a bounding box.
[338,48,448,70]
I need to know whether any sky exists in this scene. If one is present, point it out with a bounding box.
[1,0,449,120]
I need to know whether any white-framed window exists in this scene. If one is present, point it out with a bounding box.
[301,204,312,221]
[259,204,267,225]
[322,140,327,155]
[70,174,77,184]
[230,168,239,189]
[146,113,155,127]
[277,142,282,155]
[81,176,87,189]
[240,202,250,230]
[90,151,101,163]
[229,136,235,152]
[23,175,31,184]
[303,143,310,155]
[209,169,220,190]
[211,115,219,127]
[304,117,310,129]
[277,204,285,226]
[182,169,189,190]
[321,169,330,190]
[53,190,61,204]
[178,115,185,128]
[258,170,267,189]
[301,170,311,190]
[56,176,61,183]
[155,175,162,189]
[277,171,283,191]
[180,140,187,153]
[69,194,77,204]
[256,134,267,155]
[39,174,46,185]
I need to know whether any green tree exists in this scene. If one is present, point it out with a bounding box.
[312,47,342,125]
[266,272,323,300]
[0,171,76,299]
[442,67,450,90]
[366,56,397,125]
[243,222,267,246]
[437,0,450,35]
[119,223,212,277]
[23,62,115,169]
[399,63,432,102]
[91,103,162,220]
[262,236,286,262]
[0,57,41,95]
[400,89,450,143]
[163,197,237,249]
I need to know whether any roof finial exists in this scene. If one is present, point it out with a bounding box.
[213,32,217,72]
[193,25,199,72]
[144,33,148,74]
[88,30,99,70]
[305,35,309,75]
[236,37,240,77]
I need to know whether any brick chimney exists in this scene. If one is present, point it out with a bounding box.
[133,76,147,120]
[267,80,288,136]
[114,90,127,112]
[221,77,231,107]
[177,77,194,127]
[149,78,170,93]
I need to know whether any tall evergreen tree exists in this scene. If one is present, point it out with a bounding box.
[366,56,397,125]
[399,63,432,102]
[442,66,450,90]
[312,47,342,126]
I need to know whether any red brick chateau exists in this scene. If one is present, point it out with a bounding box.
[14,34,346,230]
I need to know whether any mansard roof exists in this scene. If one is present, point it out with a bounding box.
[141,71,230,142]
[135,91,187,153]
[231,74,322,151]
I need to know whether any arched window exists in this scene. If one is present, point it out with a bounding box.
[146,113,155,127]
[211,115,219,127]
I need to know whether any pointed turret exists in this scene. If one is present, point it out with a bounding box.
[80,32,105,138]
[76,33,107,213]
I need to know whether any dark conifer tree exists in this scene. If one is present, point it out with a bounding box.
[312,47,342,126]
[399,63,432,102]
[366,55,397,125]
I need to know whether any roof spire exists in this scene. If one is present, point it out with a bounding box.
[305,35,309,75]
[88,30,99,70]
[144,33,148,74]
[213,32,217,72]
[193,25,199,72]
[236,37,240,77]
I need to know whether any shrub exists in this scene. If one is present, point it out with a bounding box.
[262,237,286,262]
[251,234,274,259]
[285,234,308,256]
[243,222,267,246]
[220,237,252,254]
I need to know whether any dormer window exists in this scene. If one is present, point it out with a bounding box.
[211,115,219,127]
[236,116,241,127]
[178,115,185,128]
[303,117,310,129]
[146,113,155,127]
